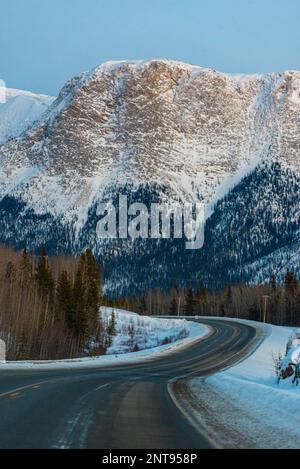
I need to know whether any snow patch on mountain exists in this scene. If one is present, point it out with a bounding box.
[0,88,54,144]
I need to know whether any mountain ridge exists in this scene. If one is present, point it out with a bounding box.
[0,87,54,145]
[0,59,299,295]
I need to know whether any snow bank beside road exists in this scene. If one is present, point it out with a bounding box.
[189,320,300,448]
[0,310,210,370]
[101,307,193,354]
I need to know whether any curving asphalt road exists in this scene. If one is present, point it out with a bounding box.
[0,318,259,449]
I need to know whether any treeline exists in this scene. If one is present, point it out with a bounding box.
[0,244,104,360]
[2,240,300,360]
[110,271,300,327]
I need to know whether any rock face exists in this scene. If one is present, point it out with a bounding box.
[0,60,300,295]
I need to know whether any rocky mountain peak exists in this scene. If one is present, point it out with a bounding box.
[0,60,300,294]
[0,59,299,227]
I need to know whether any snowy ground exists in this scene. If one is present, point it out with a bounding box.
[101,307,197,354]
[189,319,300,448]
[0,309,209,370]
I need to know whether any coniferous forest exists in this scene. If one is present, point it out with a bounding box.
[109,273,300,327]
[0,244,104,360]
[1,242,300,360]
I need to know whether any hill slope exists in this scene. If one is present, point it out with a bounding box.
[0,60,299,295]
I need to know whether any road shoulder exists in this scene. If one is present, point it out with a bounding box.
[169,319,271,448]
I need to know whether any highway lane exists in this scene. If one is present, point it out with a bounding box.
[0,318,259,449]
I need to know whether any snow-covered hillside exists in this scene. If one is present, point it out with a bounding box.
[189,320,300,448]
[101,307,190,354]
[0,61,299,225]
[0,88,54,144]
[0,60,300,295]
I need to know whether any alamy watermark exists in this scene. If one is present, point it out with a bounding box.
[0,79,6,104]
[96,195,205,249]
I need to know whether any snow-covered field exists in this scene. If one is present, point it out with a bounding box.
[189,320,300,448]
[0,308,209,370]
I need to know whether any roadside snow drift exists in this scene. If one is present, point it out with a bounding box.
[189,320,300,448]
[101,307,193,354]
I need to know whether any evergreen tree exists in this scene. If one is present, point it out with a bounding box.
[270,274,277,293]
[85,249,103,289]
[224,285,233,315]
[83,250,102,338]
[73,266,88,344]
[225,285,233,303]
[56,270,73,324]
[284,271,298,296]
[195,286,208,315]
[5,261,16,283]
[219,302,226,317]
[85,279,100,336]
[196,286,208,300]
[106,310,117,348]
[71,251,102,352]
[169,297,177,315]
[17,329,30,360]
[139,296,147,315]
[19,248,32,286]
[248,302,260,321]
[284,271,298,325]
[35,248,55,299]
[184,288,194,315]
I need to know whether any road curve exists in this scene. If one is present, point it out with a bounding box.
[0,318,259,449]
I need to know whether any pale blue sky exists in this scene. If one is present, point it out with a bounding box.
[1,0,299,96]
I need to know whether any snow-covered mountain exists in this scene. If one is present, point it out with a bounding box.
[0,88,54,144]
[0,60,300,295]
